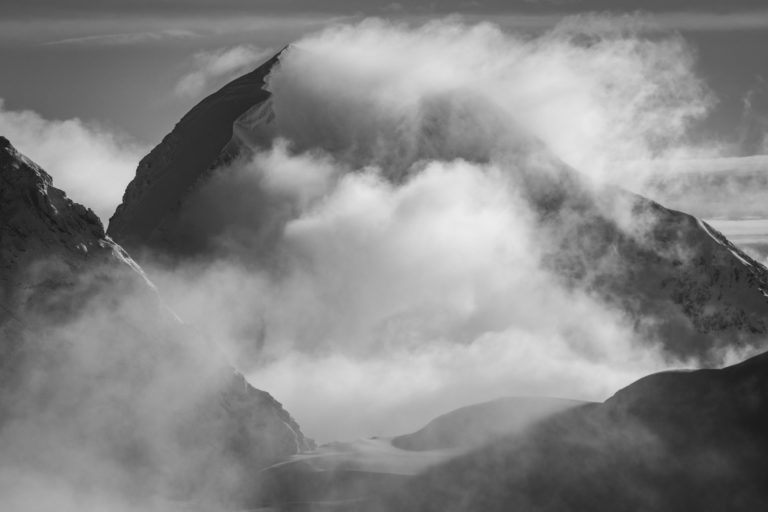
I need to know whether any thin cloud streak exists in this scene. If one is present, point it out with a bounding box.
[0,14,354,46]
[3,10,768,47]
[43,29,199,46]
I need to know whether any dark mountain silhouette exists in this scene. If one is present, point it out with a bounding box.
[0,136,312,507]
[371,349,768,512]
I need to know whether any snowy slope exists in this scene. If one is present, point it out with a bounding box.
[534,179,768,358]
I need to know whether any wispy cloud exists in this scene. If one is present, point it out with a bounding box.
[452,9,768,32]
[0,99,145,222]
[43,29,199,46]
[175,45,272,97]
[2,10,766,48]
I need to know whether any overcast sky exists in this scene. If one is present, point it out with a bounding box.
[0,1,766,153]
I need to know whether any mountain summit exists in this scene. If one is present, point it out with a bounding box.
[108,51,284,254]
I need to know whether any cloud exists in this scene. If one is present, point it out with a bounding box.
[0,253,295,510]
[151,143,683,442]
[43,29,199,46]
[136,16,730,441]
[651,9,768,31]
[8,11,757,510]
[174,45,273,98]
[0,99,145,222]
[266,18,710,185]
[2,14,743,463]
[484,9,768,32]
[0,14,351,46]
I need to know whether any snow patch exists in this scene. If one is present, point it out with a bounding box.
[698,218,751,267]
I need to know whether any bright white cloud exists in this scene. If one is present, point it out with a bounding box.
[154,148,672,442]
[144,17,722,441]
[0,100,144,223]
[269,17,710,185]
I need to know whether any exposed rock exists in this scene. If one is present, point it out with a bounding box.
[0,136,312,508]
[108,51,283,255]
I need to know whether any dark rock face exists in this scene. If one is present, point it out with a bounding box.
[107,51,283,255]
[371,350,768,512]
[0,136,312,507]
[0,135,124,319]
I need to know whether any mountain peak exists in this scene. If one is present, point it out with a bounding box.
[0,137,123,328]
[107,49,284,254]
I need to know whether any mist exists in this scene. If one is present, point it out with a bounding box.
[175,44,274,99]
[138,16,732,441]
[3,14,760,511]
[0,99,145,222]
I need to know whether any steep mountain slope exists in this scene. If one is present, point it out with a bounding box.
[0,135,141,365]
[535,180,768,358]
[372,349,768,512]
[107,52,768,360]
[0,136,312,507]
[646,164,768,220]
[108,50,283,254]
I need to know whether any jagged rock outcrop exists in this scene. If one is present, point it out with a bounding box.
[0,136,312,507]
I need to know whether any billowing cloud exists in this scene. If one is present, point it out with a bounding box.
[140,17,729,441]
[175,45,274,98]
[0,99,144,223]
[7,11,766,512]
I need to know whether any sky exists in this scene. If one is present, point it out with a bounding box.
[0,1,767,150]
